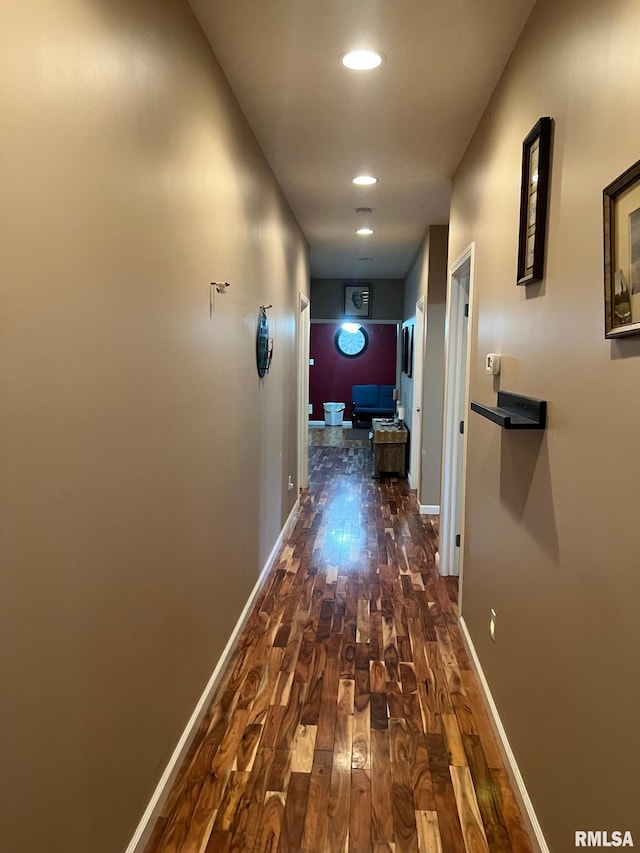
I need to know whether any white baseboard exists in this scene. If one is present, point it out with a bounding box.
[125,497,300,853]
[419,504,440,515]
[458,617,549,853]
[308,420,325,427]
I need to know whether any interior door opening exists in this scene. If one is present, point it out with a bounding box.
[441,244,474,590]
[297,293,310,491]
[408,297,425,491]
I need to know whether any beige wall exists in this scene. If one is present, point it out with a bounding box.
[449,0,640,848]
[403,226,448,507]
[0,2,308,852]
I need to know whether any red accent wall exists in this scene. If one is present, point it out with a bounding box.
[309,323,397,422]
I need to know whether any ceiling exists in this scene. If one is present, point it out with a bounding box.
[188,0,537,280]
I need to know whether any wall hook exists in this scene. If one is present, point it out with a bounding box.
[210,281,231,317]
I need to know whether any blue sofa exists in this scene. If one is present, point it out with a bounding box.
[351,384,396,427]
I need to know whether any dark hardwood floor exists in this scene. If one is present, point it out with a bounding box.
[144,432,533,853]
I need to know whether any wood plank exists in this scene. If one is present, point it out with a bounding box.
[301,750,333,852]
[408,728,435,812]
[449,765,490,853]
[186,709,250,848]
[426,734,465,853]
[441,714,467,768]
[341,618,357,679]
[382,615,400,681]
[399,662,418,695]
[356,598,371,643]
[355,642,370,671]
[349,769,372,853]
[275,680,305,752]
[152,710,229,850]
[253,792,285,853]
[370,660,387,694]
[266,749,291,793]
[212,771,249,833]
[261,705,284,750]
[300,642,327,726]
[290,724,318,773]
[386,681,404,719]
[315,693,338,752]
[370,692,389,731]
[236,723,262,772]
[415,810,443,853]
[371,730,394,843]
[225,746,274,852]
[272,670,294,708]
[390,772,418,853]
[337,677,355,715]
[327,747,351,852]
[491,767,534,853]
[352,675,371,770]
[460,670,503,769]
[462,734,513,852]
[204,831,231,853]
[279,772,311,853]
[248,647,285,727]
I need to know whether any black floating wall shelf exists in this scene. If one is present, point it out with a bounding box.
[470,391,547,430]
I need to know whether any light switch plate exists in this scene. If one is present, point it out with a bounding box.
[486,354,501,375]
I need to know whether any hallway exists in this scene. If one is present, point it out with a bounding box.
[144,440,533,853]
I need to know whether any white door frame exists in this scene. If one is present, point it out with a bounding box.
[409,297,426,491]
[440,244,475,584]
[297,293,310,490]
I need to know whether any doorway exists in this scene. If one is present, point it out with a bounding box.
[297,293,310,490]
[440,244,475,584]
[408,297,425,490]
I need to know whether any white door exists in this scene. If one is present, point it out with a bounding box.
[297,294,310,490]
[441,245,475,583]
[409,297,425,491]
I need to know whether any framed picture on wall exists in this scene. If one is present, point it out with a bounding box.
[516,116,552,285]
[343,282,371,318]
[604,157,640,337]
[401,325,409,373]
[408,325,414,378]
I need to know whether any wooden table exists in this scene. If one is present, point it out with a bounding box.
[371,419,408,478]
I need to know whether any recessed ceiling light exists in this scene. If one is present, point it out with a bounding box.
[353,175,378,186]
[341,50,383,71]
[356,227,375,236]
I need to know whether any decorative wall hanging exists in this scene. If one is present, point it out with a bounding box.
[407,325,414,378]
[401,325,409,373]
[256,305,273,377]
[603,157,640,338]
[343,282,371,318]
[517,116,552,285]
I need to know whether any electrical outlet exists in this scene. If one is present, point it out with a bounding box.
[288,475,294,491]
[489,608,497,642]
